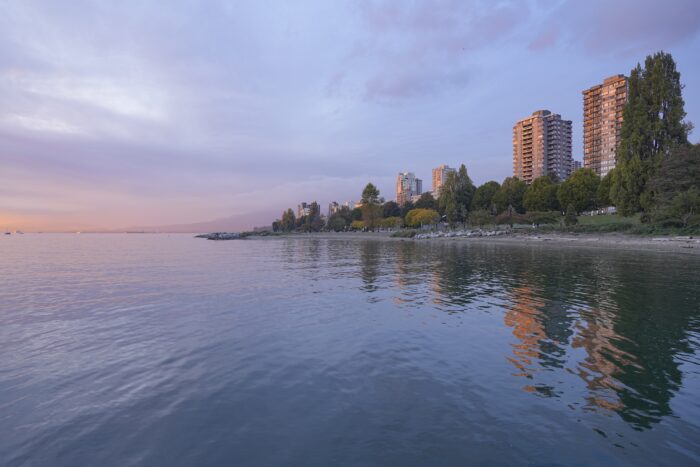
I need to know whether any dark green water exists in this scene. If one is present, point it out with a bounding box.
[1,234,699,465]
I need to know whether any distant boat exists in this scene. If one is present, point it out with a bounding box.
[15,230,24,235]
[3,232,10,235]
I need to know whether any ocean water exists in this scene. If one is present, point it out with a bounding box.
[1,234,699,466]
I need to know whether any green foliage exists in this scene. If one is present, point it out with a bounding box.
[438,164,476,224]
[350,220,365,230]
[300,202,323,232]
[495,208,527,227]
[647,144,700,224]
[350,207,363,221]
[382,200,401,218]
[597,170,614,207]
[405,208,440,228]
[525,211,559,227]
[399,200,415,218]
[557,168,600,213]
[669,187,700,227]
[361,183,380,205]
[564,204,578,226]
[279,208,296,232]
[471,181,500,211]
[414,192,437,210]
[524,176,560,212]
[612,51,690,214]
[326,206,352,231]
[467,209,493,228]
[361,183,381,230]
[378,216,404,229]
[493,177,527,213]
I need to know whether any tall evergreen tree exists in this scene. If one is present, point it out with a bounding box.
[360,183,381,230]
[611,51,691,215]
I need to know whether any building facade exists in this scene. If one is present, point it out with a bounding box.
[583,74,628,177]
[513,110,573,184]
[396,172,422,206]
[431,164,455,197]
[572,159,582,172]
[297,202,311,218]
[328,201,339,217]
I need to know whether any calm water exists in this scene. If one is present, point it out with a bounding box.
[1,234,699,466]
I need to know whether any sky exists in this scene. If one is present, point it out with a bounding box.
[1,0,700,232]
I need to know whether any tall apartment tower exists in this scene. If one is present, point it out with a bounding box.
[583,74,628,177]
[431,164,455,196]
[396,172,422,206]
[512,110,573,184]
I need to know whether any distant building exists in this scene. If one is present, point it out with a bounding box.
[432,164,455,196]
[328,201,340,217]
[583,74,628,177]
[297,202,311,218]
[572,159,582,172]
[396,172,422,206]
[513,110,572,184]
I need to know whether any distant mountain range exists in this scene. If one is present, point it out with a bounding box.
[116,211,277,234]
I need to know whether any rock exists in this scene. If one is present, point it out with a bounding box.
[195,232,242,240]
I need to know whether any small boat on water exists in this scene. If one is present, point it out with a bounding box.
[3,232,10,235]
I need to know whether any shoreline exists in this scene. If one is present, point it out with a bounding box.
[240,231,700,255]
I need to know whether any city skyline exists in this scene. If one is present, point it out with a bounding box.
[2,0,700,232]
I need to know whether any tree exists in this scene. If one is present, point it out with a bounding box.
[493,177,527,214]
[379,217,403,229]
[405,208,440,228]
[612,51,691,215]
[526,211,559,228]
[280,208,296,232]
[597,170,614,207]
[382,201,401,218]
[557,168,599,213]
[350,207,363,221]
[468,210,493,228]
[350,220,365,230]
[361,183,382,230]
[327,206,352,231]
[400,200,415,219]
[301,202,323,232]
[564,204,578,226]
[438,164,476,225]
[471,181,500,211]
[523,176,560,212]
[669,187,700,227]
[414,192,437,210]
[647,144,700,208]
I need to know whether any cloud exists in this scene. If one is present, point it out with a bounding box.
[340,0,527,101]
[532,0,700,56]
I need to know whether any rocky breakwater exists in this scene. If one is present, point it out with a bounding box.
[414,229,509,240]
[195,232,243,240]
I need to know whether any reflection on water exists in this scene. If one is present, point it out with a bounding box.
[1,235,699,465]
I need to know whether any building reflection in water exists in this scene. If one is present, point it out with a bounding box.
[287,238,699,432]
[496,247,699,430]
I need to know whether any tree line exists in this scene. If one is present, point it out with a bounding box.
[273,51,698,232]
